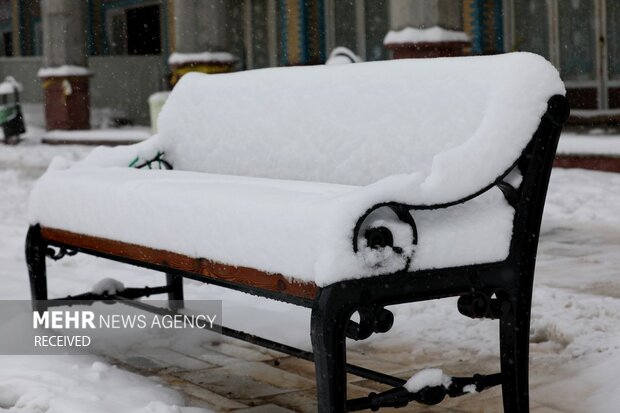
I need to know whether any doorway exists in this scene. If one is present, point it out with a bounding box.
[126,4,161,55]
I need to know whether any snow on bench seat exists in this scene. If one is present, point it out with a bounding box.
[29,53,564,286]
[29,165,513,285]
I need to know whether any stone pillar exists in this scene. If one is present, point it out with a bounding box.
[385,0,470,59]
[39,0,90,130]
[169,0,236,85]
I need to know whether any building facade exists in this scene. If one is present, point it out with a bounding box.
[505,0,620,114]
[0,0,615,127]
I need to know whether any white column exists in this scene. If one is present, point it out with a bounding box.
[173,0,230,53]
[41,0,87,67]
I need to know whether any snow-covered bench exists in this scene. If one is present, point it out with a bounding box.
[27,53,569,412]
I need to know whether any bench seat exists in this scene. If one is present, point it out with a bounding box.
[29,162,514,286]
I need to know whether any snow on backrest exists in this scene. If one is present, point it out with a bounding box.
[157,53,564,193]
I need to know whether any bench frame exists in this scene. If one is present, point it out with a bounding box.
[26,95,569,413]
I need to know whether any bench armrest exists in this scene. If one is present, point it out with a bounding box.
[73,135,165,170]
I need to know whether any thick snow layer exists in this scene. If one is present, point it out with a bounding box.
[168,52,236,65]
[384,26,469,45]
[29,54,562,284]
[410,188,514,271]
[28,163,513,285]
[158,53,564,204]
[37,65,92,78]
[557,134,620,156]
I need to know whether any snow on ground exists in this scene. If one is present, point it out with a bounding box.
[0,356,204,413]
[0,136,620,412]
[558,133,620,156]
[41,127,150,144]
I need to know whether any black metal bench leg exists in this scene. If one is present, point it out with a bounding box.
[166,273,184,311]
[311,292,351,413]
[26,225,48,311]
[499,295,531,413]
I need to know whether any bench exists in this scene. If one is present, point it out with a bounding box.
[26,52,569,412]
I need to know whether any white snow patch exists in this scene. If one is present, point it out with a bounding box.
[168,51,236,65]
[0,356,211,413]
[92,278,126,295]
[542,168,620,229]
[384,26,469,45]
[37,65,92,78]
[404,368,452,393]
[557,133,620,156]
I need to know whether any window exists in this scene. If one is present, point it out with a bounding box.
[558,0,596,81]
[607,0,620,80]
[509,0,620,110]
[126,4,161,55]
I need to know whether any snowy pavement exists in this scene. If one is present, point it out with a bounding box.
[557,133,620,157]
[0,141,619,412]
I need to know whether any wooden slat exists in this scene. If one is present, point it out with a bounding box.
[40,227,319,301]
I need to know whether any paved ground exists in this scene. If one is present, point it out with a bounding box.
[104,222,620,413]
[107,336,572,413]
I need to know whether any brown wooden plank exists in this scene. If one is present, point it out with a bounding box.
[40,227,319,301]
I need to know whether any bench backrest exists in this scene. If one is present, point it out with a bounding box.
[157,53,564,200]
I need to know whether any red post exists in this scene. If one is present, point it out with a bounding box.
[40,75,91,130]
